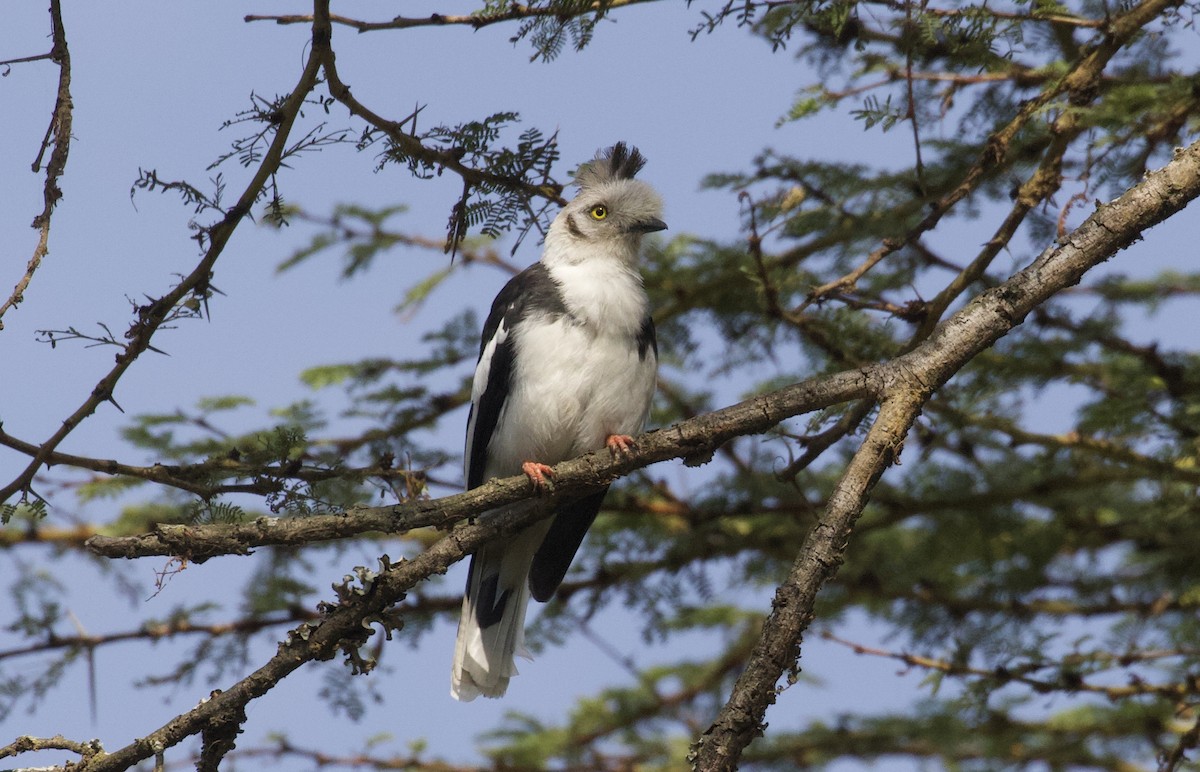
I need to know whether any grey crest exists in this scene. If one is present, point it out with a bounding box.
[572,141,648,191]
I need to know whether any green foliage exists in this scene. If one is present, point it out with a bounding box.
[8,1,1200,769]
[275,204,411,277]
[0,498,47,526]
[852,94,904,132]
[500,0,618,62]
[376,115,561,249]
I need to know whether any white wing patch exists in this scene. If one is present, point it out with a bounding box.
[464,317,509,487]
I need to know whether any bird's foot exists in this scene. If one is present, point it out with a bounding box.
[606,434,637,456]
[521,461,555,490]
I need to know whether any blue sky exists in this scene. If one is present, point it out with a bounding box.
[2,2,1198,769]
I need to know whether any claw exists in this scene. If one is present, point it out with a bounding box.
[606,434,636,456]
[521,461,555,489]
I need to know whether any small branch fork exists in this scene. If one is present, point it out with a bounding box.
[795,0,1183,313]
[0,0,73,330]
[0,22,324,508]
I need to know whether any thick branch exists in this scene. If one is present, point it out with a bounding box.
[73,499,585,770]
[87,367,875,560]
[689,139,1200,770]
[691,394,919,770]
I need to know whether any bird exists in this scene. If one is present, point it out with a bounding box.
[450,142,665,701]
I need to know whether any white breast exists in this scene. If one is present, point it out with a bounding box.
[549,259,649,341]
[482,260,657,480]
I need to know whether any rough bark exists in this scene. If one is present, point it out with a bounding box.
[688,140,1200,770]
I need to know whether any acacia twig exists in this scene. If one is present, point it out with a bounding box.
[0,0,73,330]
[797,0,1179,311]
[0,423,430,500]
[0,27,324,506]
[245,0,655,34]
[821,630,1200,701]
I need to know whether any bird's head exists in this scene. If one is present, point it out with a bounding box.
[543,142,667,266]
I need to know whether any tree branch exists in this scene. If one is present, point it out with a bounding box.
[71,136,1200,772]
[87,367,875,561]
[821,630,1200,701]
[0,0,73,330]
[688,138,1200,770]
[245,0,656,34]
[797,0,1182,310]
[0,21,325,506]
[0,610,317,664]
[0,423,426,500]
[0,735,104,767]
[691,393,919,770]
[308,9,566,211]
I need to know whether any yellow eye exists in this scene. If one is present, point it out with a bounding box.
[589,205,608,220]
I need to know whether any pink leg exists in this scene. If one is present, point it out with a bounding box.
[521,461,555,489]
[606,434,636,455]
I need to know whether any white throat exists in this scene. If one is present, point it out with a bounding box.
[544,257,648,338]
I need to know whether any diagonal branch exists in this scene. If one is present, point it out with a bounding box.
[0,0,73,330]
[688,137,1200,770]
[797,0,1183,311]
[0,28,324,507]
[74,498,579,771]
[308,6,565,209]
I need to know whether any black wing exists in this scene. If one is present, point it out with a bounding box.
[528,488,610,602]
[465,263,569,490]
[636,313,657,361]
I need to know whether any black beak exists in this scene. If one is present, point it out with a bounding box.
[630,217,668,234]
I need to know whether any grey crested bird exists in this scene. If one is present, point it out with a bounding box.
[451,142,666,701]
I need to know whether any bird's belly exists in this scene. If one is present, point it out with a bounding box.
[485,319,654,478]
